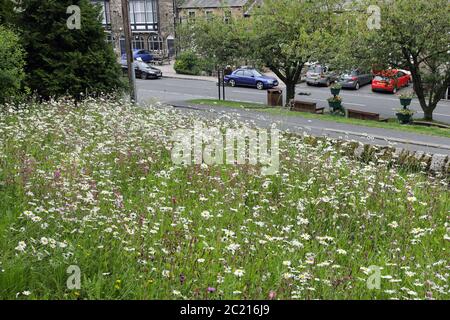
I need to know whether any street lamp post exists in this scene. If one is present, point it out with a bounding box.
[121,0,137,102]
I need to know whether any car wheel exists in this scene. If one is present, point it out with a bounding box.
[229,79,236,87]
[306,82,312,86]
[355,82,360,90]
[140,73,147,80]
[256,82,264,90]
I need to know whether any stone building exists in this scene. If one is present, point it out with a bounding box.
[176,0,259,22]
[91,0,176,58]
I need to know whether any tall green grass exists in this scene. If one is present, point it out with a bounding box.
[0,98,448,300]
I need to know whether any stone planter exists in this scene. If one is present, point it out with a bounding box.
[396,112,413,124]
[328,100,342,111]
[400,98,412,107]
[330,88,341,96]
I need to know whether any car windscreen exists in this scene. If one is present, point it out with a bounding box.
[136,62,150,68]
[308,66,323,73]
[374,76,390,81]
[340,72,353,78]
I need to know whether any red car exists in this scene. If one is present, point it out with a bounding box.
[371,69,411,93]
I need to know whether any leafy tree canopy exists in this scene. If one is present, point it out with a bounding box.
[341,0,450,120]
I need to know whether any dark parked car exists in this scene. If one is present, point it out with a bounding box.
[305,65,338,86]
[224,68,278,90]
[121,49,153,64]
[122,60,162,80]
[338,69,373,90]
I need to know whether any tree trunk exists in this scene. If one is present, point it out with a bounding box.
[423,109,433,121]
[285,81,296,105]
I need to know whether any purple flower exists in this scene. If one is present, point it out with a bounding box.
[207,287,216,293]
[179,274,186,284]
[268,291,276,300]
[54,169,61,180]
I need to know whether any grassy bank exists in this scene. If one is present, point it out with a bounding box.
[0,99,448,299]
[188,99,450,138]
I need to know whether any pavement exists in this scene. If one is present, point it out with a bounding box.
[156,61,218,82]
[162,101,450,156]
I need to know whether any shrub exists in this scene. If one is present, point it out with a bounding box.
[0,26,26,104]
[174,50,200,75]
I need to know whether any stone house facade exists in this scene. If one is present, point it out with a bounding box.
[91,0,177,58]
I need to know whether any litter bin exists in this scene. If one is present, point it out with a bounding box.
[267,88,283,107]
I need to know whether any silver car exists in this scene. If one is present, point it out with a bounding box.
[306,65,338,86]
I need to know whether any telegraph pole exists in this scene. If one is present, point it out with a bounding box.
[121,0,137,102]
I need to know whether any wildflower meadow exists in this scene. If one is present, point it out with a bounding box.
[0,98,448,300]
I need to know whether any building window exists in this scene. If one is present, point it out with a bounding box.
[205,10,213,20]
[224,10,231,23]
[120,36,126,55]
[188,11,196,23]
[148,34,163,52]
[132,35,145,50]
[134,1,146,23]
[129,0,157,28]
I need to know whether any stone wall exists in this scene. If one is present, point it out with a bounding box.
[297,134,450,178]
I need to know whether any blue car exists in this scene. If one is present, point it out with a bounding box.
[224,68,279,90]
[121,49,153,64]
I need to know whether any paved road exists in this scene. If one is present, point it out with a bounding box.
[166,101,450,156]
[137,77,450,124]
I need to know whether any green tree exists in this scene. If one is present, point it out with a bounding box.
[0,0,17,25]
[345,0,450,121]
[0,25,26,104]
[176,12,248,70]
[17,0,125,100]
[178,0,345,103]
[249,0,345,102]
